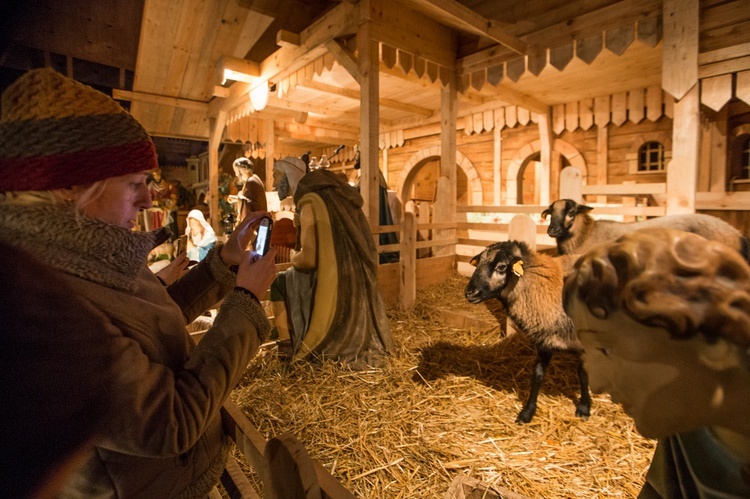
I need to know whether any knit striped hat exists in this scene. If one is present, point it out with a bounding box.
[0,68,158,191]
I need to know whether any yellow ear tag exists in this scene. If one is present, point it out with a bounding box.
[512,261,524,277]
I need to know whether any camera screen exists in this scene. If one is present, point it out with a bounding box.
[255,224,269,255]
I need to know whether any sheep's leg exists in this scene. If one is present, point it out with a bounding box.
[516,349,552,424]
[575,356,591,419]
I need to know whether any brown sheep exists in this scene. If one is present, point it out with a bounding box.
[465,240,590,424]
[542,199,749,261]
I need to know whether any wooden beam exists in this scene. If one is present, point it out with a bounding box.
[275,122,360,145]
[662,0,698,100]
[209,1,360,117]
[112,89,209,112]
[276,29,301,48]
[298,79,434,117]
[359,11,380,226]
[405,0,526,55]
[217,55,260,84]
[324,39,361,84]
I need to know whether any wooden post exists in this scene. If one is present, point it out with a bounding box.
[264,118,275,191]
[537,110,552,206]
[400,210,416,311]
[357,6,379,226]
[208,111,227,232]
[493,120,502,204]
[506,214,536,336]
[596,125,609,204]
[434,68,457,257]
[559,166,582,202]
[667,85,700,214]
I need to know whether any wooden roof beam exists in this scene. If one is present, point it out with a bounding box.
[404,0,526,55]
[276,122,360,146]
[209,1,360,117]
[298,79,434,117]
[112,89,209,112]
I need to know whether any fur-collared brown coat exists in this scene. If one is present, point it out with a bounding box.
[0,202,269,498]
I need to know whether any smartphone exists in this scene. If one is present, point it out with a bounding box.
[254,216,273,256]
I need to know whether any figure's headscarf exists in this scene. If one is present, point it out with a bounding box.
[273,156,307,200]
[185,209,216,245]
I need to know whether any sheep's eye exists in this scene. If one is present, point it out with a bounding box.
[495,264,507,273]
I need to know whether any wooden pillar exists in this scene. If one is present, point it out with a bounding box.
[493,122,502,204]
[537,110,552,206]
[400,208,416,311]
[662,0,699,215]
[596,125,609,204]
[433,69,457,256]
[208,111,227,232]
[264,118,275,191]
[667,85,700,214]
[357,9,379,225]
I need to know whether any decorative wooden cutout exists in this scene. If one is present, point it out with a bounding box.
[628,88,645,123]
[662,0,698,100]
[464,113,474,135]
[505,105,518,128]
[701,74,733,111]
[594,95,611,127]
[397,50,413,75]
[458,73,470,93]
[579,98,594,130]
[487,64,503,86]
[550,43,574,71]
[637,15,663,47]
[323,52,335,71]
[611,92,627,125]
[553,103,565,134]
[664,93,674,119]
[414,57,425,78]
[528,47,547,76]
[576,34,602,64]
[517,107,530,126]
[483,110,494,132]
[381,44,397,69]
[565,101,579,132]
[471,69,486,91]
[605,25,635,55]
[426,61,438,83]
[506,57,525,82]
[495,107,505,130]
[473,113,484,133]
[646,85,663,121]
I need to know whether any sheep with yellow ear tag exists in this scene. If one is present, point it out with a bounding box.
[465,240,589,424]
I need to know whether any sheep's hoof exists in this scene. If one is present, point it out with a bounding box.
[515,409,535,424]
[575,404,591,420]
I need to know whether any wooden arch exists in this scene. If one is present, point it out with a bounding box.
[395,146,482,206]
[506,139,586,204]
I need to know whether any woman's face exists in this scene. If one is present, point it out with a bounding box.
[80,172,152,229]
[566,299,725,439]
[188,217,203,235]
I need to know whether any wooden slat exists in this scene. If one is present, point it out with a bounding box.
[737,70,750,106]
[579,98,594,130]
[646,85,663,121]
[594,94,610,127]
[628,87,645,123]
[565,101,579,132]
[695,191,750,210]
[611,92,627,125]
[698,55,750,79]
[580,182,666,195]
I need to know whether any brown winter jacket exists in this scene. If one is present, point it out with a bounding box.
[0,202,269,498]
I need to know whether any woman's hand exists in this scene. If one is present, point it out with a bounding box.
[156,252,190,285]
[236,248,278,300]
[220,211,271,267]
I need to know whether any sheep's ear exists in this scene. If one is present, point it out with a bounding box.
[541,208,550,220]
[511,258,524,277]
[469,254,481,267]
[577,205,594,214]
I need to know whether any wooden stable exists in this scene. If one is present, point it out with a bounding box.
[3,1,750,495]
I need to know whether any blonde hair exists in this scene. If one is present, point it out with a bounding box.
[563,228,750,348]
[0,179,110,218]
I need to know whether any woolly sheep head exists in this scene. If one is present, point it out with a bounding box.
[541,199,593,238]
[465,241,528,304]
